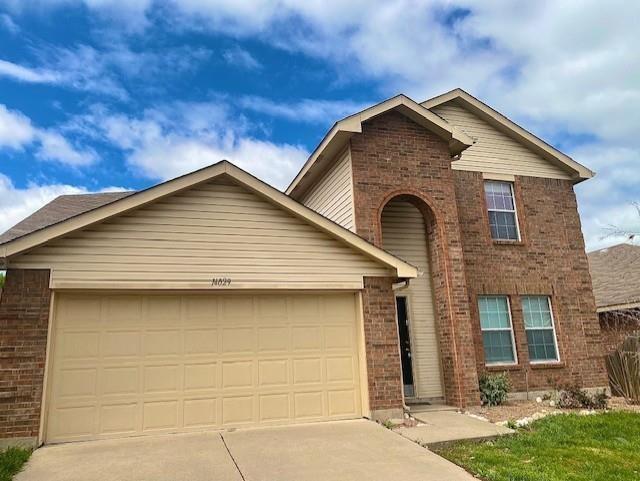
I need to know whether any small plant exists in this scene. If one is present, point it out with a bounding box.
[556,384,608,409]
[506,419,518,430]
[479,372,510,406]
[606,334,640,404]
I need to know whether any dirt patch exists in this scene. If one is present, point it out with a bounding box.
[465,397,639,423]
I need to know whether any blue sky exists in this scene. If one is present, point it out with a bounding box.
[0,0,638,250]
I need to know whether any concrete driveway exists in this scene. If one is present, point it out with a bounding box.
[15,420,475,481]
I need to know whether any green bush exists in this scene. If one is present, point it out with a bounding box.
[479,372,510,406]
[0,272,4,289]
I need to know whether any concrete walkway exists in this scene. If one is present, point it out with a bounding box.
[396,410,513,447]
[15,420,476,481]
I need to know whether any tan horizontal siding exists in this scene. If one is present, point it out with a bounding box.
[11,179,389,289]
[301,149,355,231]
[432,104,571,180]
[382,200,443,399]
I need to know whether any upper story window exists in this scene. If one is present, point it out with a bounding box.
[478,296,517,365]
[484,181,520,241]
[522,296,560,363]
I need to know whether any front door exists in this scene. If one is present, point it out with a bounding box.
[395,296,415,398]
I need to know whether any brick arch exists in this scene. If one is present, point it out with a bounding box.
[376,190,466,406]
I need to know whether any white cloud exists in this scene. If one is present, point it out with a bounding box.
[0,104,36,149]
[0,43,210,99]
[0,173,127,234]
[0,103,95,166]
[36,130,96,166]
[238,96,368,124]
[0,13,20,34]
[71,101,309,189]
[0,59,60,83]
[222,46,262,70]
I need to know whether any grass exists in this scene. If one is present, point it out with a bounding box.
[0,447,31,481]
[436,412,640,481]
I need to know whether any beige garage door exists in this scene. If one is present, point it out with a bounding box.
[46,292,362,443]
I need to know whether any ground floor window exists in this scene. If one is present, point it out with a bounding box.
[522,295,560,362]
[478,296,517,365]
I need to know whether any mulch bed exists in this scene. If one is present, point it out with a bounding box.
[465,396,640,423]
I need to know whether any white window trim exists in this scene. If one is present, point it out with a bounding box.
[524,296,561,364]
[479,296,519,367]
[486,181,521,242]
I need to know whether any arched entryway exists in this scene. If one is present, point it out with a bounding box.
[381,196,444,401]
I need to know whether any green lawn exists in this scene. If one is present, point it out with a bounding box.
[0,447,31,481]
[436,412,640,481]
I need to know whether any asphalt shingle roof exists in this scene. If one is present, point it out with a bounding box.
[0,191,135,245]
[588,243,640,309]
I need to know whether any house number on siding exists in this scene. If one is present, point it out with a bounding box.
[211,277,232,287]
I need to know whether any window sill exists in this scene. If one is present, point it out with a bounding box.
[529,361,565,370]
[485,363,521,372]
[492,239,525,246]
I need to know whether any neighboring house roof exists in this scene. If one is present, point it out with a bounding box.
[0,191,135,245]
[421,88,594,183]
[588,243,640,312]
[0,160,418,279]
[286,94,474,198]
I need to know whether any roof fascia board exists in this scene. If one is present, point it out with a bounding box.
[422,89,594,182]
[597,301,640,313]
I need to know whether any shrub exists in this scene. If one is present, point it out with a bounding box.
[479,372,510,406]
[606,334,640,404]
[557,384,608,409]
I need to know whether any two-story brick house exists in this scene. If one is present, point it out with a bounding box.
[0,89,606,446]
[287,89,607,412]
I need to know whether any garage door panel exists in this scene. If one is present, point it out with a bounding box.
[258,359,288,387]
[102,366,139,396]
[184,398,217,427]
[46,293,362,443]
[184,328,218,355]
[100,403,138,435]
[327,389,358,416]
[143,400,179,431]
[144,329,182,356]
[222,396,254,425]
[104,296,142,323]
[59,331,99,360]
[222,327,255,354]
[184,362,217,391]
[292,326,322,350]
[102,330,140,358]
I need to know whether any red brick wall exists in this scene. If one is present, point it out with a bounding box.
[599,308,640,354]
[0,269,51,442]
[350,111,480,407]
[361,277,404,411]
[453,170,608,391]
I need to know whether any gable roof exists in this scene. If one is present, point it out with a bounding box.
[422,88,594,183]
[588,243,640,311]
[0,161,418,279]
[0,191,135,245]
[286,94,474,198]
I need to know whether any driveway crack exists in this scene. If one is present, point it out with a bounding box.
[220,432,246,481]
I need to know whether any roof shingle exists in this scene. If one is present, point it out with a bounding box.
[588,243,640,310]
[0,191,135,245]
